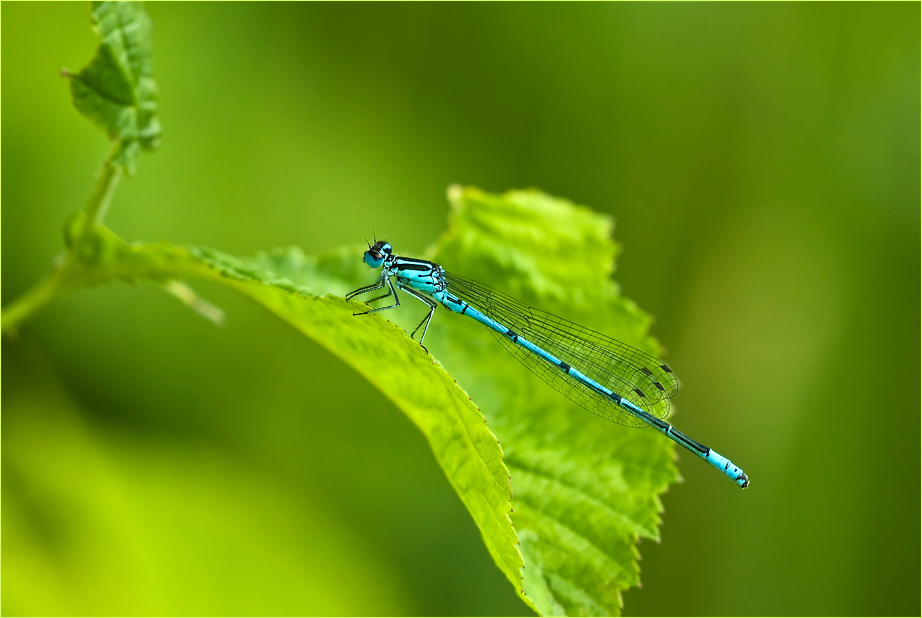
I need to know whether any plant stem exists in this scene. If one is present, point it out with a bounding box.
[1,274,61,333]
[1,150,122,333]
[81,156,122,235]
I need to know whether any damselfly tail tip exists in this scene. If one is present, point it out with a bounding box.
[738,473,750,489]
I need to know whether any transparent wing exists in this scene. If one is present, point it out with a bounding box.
[444,272,678,428]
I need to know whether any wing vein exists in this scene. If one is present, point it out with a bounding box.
[444,272,677,428]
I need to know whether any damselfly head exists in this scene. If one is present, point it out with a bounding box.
[363,241,393,269]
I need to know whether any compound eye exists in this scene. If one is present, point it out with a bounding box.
[363,250,384,269]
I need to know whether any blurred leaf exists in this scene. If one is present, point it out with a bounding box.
[2,370,410,616]
[40,187,678,616]
[69,1,160,175]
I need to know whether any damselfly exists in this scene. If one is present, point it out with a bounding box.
[347,241,749,488]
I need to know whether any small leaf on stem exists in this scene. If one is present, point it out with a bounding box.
[68,1,161,176]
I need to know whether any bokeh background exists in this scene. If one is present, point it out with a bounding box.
[3,3,919,616]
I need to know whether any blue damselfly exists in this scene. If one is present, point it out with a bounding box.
[347,241,749,488]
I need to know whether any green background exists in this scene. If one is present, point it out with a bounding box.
[3,3,919,616]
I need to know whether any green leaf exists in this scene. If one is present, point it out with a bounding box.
[49,186,678,616]
[425,187,679,615]
[69,1,160,175]
[47,222,534,614]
